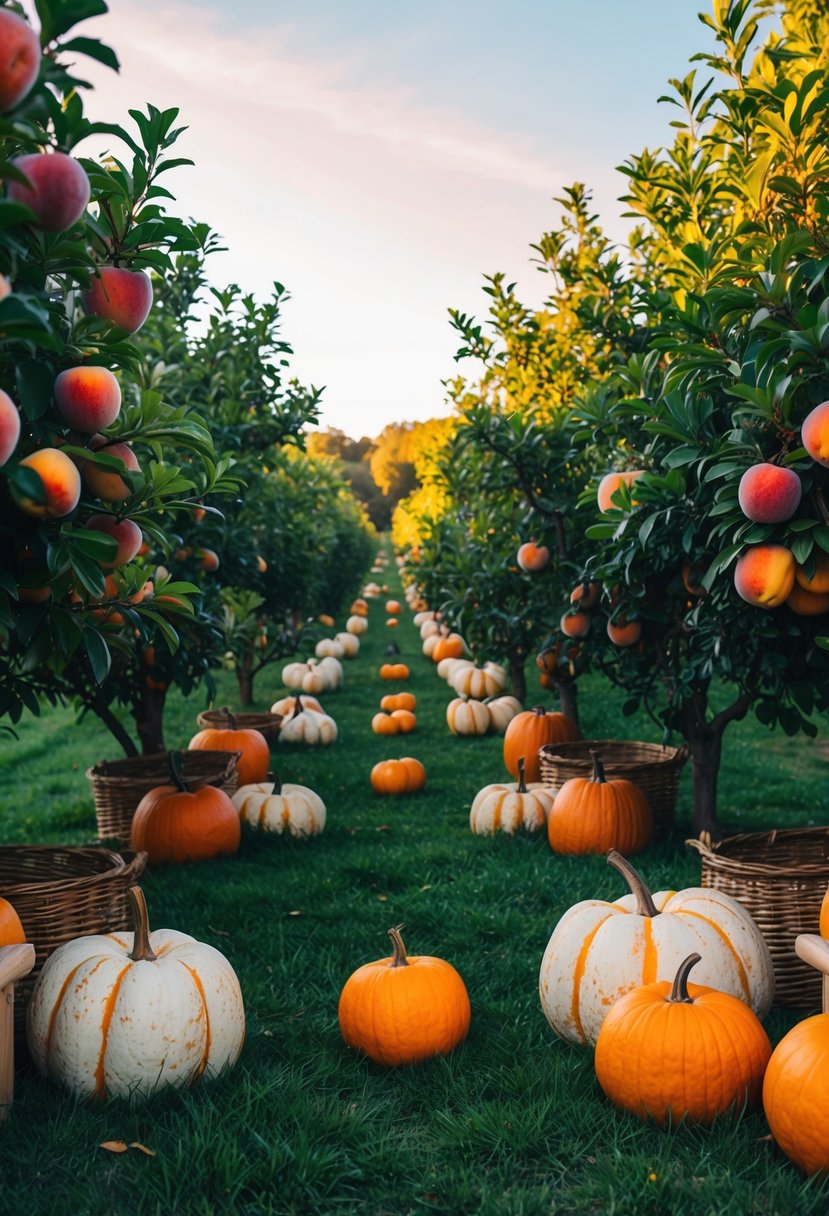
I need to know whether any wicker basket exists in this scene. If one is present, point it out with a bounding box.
[86,749,240,845]
[0,846,147,1037]
[687,828,829,1010]
[538,740,689,842]
[195,708,283,742]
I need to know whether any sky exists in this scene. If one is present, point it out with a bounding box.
[54,1,711,437]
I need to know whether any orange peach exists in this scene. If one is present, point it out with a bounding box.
[597,470,644,513]
[84,514,143,568]
[0,10,40,112]
[517,541,550,572]
[561,611,591,638]
[802,401,829,466]
[569,581,600,609]
[8,151,90,232]
[82,439,141,502]
[81,266,153,334]
[785,582,829,616]
[197,547,219,572]
[256,554,267,573]
[733,544,795,608]
[0,387,21,465]
[54,366,121,433]
[737,462,801,523]
[192,506,206,523]
[12,447,81,517]
[607,617,642,646]
[795,553,829,595]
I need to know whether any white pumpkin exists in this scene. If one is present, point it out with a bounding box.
[413,611,437,627]
[486,695,523,734]
[317,655,343,688]
[451,662,507,699]
[315,637,345,659]
[436,657,474,682]
[270,693,324,717]
[233,780,326,836]
[538,850,775,1048]
[334,631,360,657]
[279,701,337,745]
[446,697,491,736]
[346,615,368,635]
[420,619,441,640]
[281,660,310,690]
[26,887,245,1100]
[469,760,554,834]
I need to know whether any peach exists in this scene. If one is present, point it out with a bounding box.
[785,582,829,616]
[737,462,801,523]
[197,547,219,572]
[517,541,550,572]
[597,470,644,513]
[802,401,829,467]
[795,553,829,595]
[561,611,591,638]
[82,439,141,502]
[0,388,21,465]
[84,514,143,568]
[256,554,267,573]
[54,366,122,432]
[607,617,642,646]
[8,151,90,232]
[569,581,600,610]
[733,544,795,608]
[192,506,206,523]
[0,10,40,112]
[81,266,154,334]
[12,447,81,517]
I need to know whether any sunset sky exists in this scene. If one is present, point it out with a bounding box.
[64,1,708,435]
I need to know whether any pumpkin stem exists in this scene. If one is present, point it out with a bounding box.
[219,705,237,730]
[589,749,607,784]
[387,924,409,968]
[167,749,190,793]
[128,885,157,963]
[271,771,282,795]
[606,849,659,919]
[530,706,546,717]
[668,952,701,1004]
[517,757,527,794]
[291,694,304,720]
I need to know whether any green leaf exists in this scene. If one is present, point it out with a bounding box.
[83,626,111,684]
[36,0,108,44]
[15,359,55,421]
[59,36,120,71]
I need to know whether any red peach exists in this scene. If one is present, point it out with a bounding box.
[733,544,795,608]
[517,541,550,572]
[560,611,591,638]
[83,439,141,502]
[737,462,801,523]
[0,388,21,465]
[0,11,40,113]
[12,447,81,518]
[786,582,829,616]
[8,151,90,232]
[256,554,267,573]
[192,506,206,523]
[597,470,644,513]
[569,581,600,609]
[607,616,642,646]
[196,547,219,573]
[84,514,143,568]
[81,266,154,334]
[795,554,829,595]
[54,366,122,433]
[802,401,829,467]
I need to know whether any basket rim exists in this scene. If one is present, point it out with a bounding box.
[0,846,146,896]
[539,739,689,765]
[195,709,283,727]
[85,748,241,784]
[687,826,829,877]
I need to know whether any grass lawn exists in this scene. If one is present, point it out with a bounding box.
[0,561,828,1215]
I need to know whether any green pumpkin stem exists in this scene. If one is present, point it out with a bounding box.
[517,757,527,794]
[606,849,659,919]
[167,749,190,793]
[589,749,607,784]
[128,885,157,963]
[668,953,701,1004]
[388,924,409,968]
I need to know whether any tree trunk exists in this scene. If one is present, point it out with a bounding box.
[135,686,167,755]
[556,679,579,733]
[686,727,724,839]
[236,668,254,706]
[508,653,527,705]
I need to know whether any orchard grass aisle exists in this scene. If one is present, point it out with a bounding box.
[0,566,826,1215]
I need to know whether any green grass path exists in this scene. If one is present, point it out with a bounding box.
[0,558,827,1215]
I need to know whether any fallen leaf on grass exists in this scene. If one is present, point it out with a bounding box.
[288,910,302,917]
[129,1143,156,1157]
[99,1141,128,1154]
[377,894,388,902]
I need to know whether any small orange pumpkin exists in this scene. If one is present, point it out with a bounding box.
[380,692,416,712]
[386,617,399,628]
[130,752,241,863]
[338,924,471,1066]
[547,749,652,856]
[379,662,410,681]
[431,636,465,663]
[350,598,369,617]
[391,708,416,733]
[595,952,771,1125]
[385,600,402,615]
[370,757,426,795]
[503,706,579,783]
[0,896,25,946]
[371,712,401,736]
[188,707,270,786]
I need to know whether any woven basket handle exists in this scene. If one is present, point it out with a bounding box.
[795,934,829,977]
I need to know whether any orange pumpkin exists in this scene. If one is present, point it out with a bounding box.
[379,663,410,681]
[503,706,579,783]
[547,750,652,856]
[350,598,369,617]
[370,757,426,795]
[391,708,416,733]
[338,925,471,1066]
[385,600,402,615]
[371,712,400,736]
[380,692,416,712]
[595,952,772,1125]
[188,708,270,786]
[431,636,465,663]
[0,896,25,946]
[318,613,335,627]
[130,753,241,863]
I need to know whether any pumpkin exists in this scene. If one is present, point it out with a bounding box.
[131,752,241,863]
[385,599,402,615]
[0,896,25,946]
[446,696,491,736]
[188,709,270,786]
[503,706,579,783]
[420,619,441,640]
[386,617,399,628]
[431,635,466,663]
[233,778,326,836]
[547,750,652,856]
[469,757,554,835]
[370,757,426,795]
[317,655,343,688]
[595,952,772,1125]
[372,711,401,736]
[763,933,829,1175]
[379,662,410,680]
[338,925,470,1066]
[413,611,438,626]
[26,886,245,1100]
[486,695,523,735]
[281,658,329,694]
[380,692,416,712]
[318,613,336,627]
[278,694,337,745]
[315,637,345,659]
[270,693,324,717]
[350,598,369,617]
[538,850,774,1047]
[391,708,416,734]
[346,614,368,635]
[450,662,507,699]
[436,656,474,682]
[334,631,360,657]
